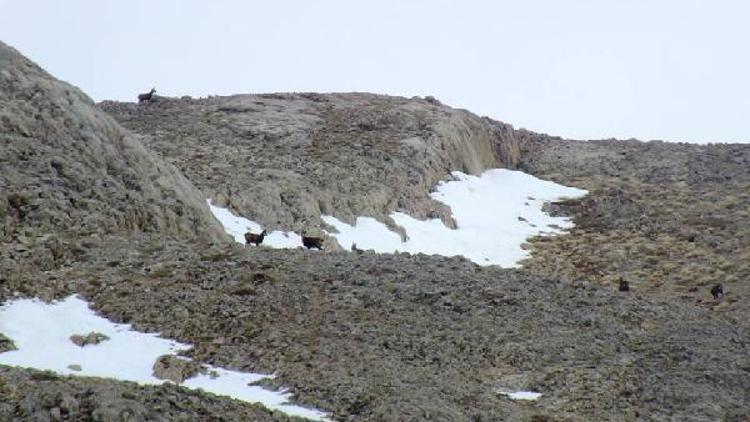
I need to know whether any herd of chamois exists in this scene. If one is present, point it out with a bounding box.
[244,230,324,250]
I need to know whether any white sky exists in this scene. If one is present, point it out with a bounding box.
[1,0,748,143]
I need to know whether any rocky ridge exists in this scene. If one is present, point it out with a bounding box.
[100,93,523,239]
[0,41,227,278]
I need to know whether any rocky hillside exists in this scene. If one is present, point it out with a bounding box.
[1,40,749,421]
[99,88,750,322]
[0,41,226,275]
[100,94,523,237]
[1,235,746,421]
[518,137,750,322]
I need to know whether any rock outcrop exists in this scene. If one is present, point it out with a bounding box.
[100,93,523,237]
[0,41,226,269]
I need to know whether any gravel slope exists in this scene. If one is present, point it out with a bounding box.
[7,236,748,421]
[518,137,750,324]
[0,366,298,422]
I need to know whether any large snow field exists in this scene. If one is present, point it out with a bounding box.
[209,169,587,267]
[0,296,329,421]
[323,169,587,267]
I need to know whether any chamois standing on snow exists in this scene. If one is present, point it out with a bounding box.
[301,232,324,250]
[138,87,156,103]
[245,230,267,246]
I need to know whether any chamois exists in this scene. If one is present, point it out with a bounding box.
[618,278,630,292]
[301,232,324,250]
[710,283,724,300]
[138,87,156,103]
[244,230,267,246]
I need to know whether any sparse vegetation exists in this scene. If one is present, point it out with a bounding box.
[519,138,750,317]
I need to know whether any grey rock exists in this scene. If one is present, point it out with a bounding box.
[69,332,109,347]
[100,92,523,244]
[0,333,16,352]
[152,355,201,384]
[0,41,226,251]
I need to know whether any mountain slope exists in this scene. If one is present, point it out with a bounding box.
[65,238,750,421]
[99,91,750,419]
[1,41,749,421]
[0,41,226,275]
[100,93,522,236]
[518,137,750,322]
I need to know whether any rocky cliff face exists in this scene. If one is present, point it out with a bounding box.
[100,93,522,238]
[0,42,226,272]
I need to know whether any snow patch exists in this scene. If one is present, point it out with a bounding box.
[0,296,328,421]
[206,169,587,267]
[498,390,543,401]
[323,169,587,267]
[207,200,302,248]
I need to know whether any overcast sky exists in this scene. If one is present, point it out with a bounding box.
[1,1,748,143]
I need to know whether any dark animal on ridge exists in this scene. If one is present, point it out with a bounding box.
[245,230,267,246]
[301,233,323,250]
[138,87,156,103]
[710,283,724,300]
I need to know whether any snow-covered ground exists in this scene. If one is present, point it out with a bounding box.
[323,169,587,267]
[0,296,328,421]
[208,169,587,267]
[208,200,302,248]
